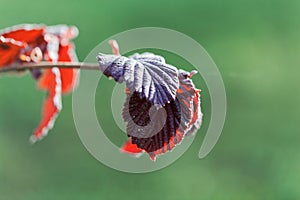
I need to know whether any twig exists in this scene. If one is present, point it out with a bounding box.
[0,62,100,73]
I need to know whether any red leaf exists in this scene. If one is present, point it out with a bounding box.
[0,24,79,142]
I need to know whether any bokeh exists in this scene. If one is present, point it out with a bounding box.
[1,0,300,199]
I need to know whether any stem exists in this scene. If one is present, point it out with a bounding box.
[0,62,100,73]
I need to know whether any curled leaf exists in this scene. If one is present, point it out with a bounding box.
[121,70,202,160]
[0,24,79,142]
[98,41,203,160]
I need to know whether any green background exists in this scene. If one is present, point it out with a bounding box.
[1,0,300,199]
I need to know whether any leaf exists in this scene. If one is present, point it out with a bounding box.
[0,24,79,142]
[97,52,179,106]
[0,36,24,66]
[97,41,203,160]
[121,69,203,160]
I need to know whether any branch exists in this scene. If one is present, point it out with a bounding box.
[0,62,100,73]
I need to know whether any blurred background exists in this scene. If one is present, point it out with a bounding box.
[1,0,300,199]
